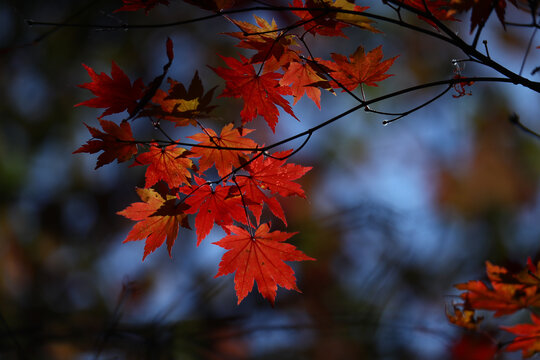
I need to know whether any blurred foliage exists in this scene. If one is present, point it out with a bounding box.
[0,0,539,359]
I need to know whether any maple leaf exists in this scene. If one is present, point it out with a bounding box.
[450,0,517,32]
[446,304,483,330]
[73,119,137,169]
[450,334,498,360]
[131,143,195,189]
[398,0,458,28]
[117,187,190,260]
[75,61,145,118]
[233,175,287,226]
[321,45,398,92]
[213,223,315,305]
[179,176,247,245]
[225,15,298,72]
[455,261,540,317]
[144,72,217,127]
[210,55,297,132]
[188,123,258,178]
[290,0,377,37]
[242,150,312,198]
[114,0,170,14]
[502,313,540,358]
[280,59,330,108]
[234,150,311,224]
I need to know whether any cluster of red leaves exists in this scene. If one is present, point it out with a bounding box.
[450,259,540,358]
[76,0,491,305]
[74,0,403,304]
[73,37,318,305]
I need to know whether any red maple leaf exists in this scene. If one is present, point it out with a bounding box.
[321,45,398,92]
[73,119,138,169]
[210,55,297,132]
[233,176,287,226]
[75,61,145,118]
[213,223,315,305]
[455,261,540,317]
[114,0,170,14]
[242,150,312,198]
[188,123,258,178]
[131,143,195,189]
[117,188,190,260]
[502,313,540,358]
[179,176,247,245]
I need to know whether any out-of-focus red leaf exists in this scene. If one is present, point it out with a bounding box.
[455,261,540,317]
[450,333,497,360]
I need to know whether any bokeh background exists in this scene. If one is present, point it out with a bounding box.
[1,1,540,359]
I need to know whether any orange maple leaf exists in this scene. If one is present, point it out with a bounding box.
[117,188,190,260]
[73,119,138,169]
[455,261,540,317]
[280,59,330,108]
[225,15,298,72]
[131,143,195,189]
[321,45,398,92]
[210,55,297,132]
[188,123,257,178]
[502,313,540,358]
[214,223,315,305]
[75,61,144,118]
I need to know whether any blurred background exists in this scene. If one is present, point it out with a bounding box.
[1,0,540,359]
